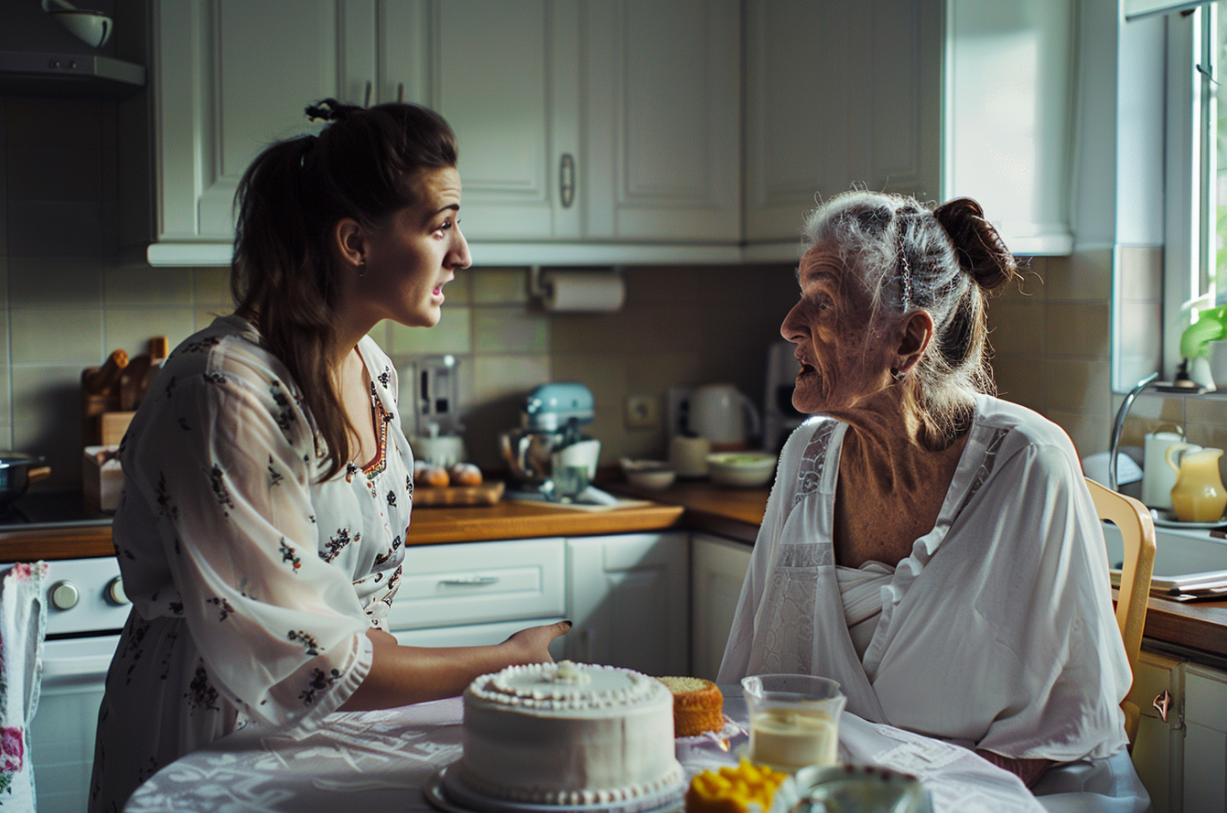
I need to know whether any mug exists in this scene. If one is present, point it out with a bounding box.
[669,435,711,478]
[1143,429,1200,510]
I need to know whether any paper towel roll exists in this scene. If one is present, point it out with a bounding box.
[542,271,625,312]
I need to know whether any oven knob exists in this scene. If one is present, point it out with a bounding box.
[106,577,129,605]
[50,580,79,610]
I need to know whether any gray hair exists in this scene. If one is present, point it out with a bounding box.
[801,191,1018,447]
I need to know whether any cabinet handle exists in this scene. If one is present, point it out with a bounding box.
[364,80,372,108]
[1153,690,1171,722]
[397,82,404,103]
[438,576,500,587]
[559,153,575,209]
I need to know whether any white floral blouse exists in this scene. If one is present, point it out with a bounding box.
[89,315,413,813]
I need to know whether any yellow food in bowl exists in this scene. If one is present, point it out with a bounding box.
[685,758,789,813]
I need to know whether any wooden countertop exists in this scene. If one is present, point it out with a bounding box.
[402,499,684,544]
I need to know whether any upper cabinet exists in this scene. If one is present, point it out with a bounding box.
[744,0,1075,258]
[133,0,741,265]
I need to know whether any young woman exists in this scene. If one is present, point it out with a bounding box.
[89,100,569,812]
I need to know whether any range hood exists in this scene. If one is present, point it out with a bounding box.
[0,49,144,99]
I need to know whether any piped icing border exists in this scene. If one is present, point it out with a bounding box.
[457,762,685,806]
[468,662,664,710]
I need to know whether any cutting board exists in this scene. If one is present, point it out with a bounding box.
[412,480,505,507]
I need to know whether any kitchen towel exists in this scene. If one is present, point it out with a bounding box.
[0,562,48,809]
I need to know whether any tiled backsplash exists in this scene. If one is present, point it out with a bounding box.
[4,95,1148,489]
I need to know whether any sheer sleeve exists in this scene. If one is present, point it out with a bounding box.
[121,366,372,731]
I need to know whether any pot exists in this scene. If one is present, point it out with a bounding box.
[0,453,51,513]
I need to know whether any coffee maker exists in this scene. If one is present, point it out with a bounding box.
[499,383,601,499]
[763,341,806,452]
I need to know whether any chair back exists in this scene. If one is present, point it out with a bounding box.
[1085,477,1156,747]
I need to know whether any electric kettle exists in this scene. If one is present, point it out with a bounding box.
[689,384,761,451]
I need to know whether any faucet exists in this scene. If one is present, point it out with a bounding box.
[1109,372,1159,491]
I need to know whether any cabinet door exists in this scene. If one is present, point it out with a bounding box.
[566,533,689,676]
[744,0,941,245]
[1129,650,1185,813]
[690,533,751,681]
[156,0,376,241]
[583,0,740,242]
[1185,664,1227,812]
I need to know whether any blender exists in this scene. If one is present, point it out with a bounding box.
[499,383,613,503]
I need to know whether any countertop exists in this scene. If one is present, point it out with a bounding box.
[6,482,1227,663]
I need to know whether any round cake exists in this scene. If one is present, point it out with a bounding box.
[657,676,724,737]
[456,661,684,808]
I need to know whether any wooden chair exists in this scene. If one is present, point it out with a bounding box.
[1085,477,1157,748]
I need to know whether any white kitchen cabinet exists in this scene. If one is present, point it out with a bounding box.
[1185,664,1227,812]
[394,617,566,660]
[1129,650,1185,813]
[743,0,1074,259]
[566,532,689,676]
[690,533,751,681]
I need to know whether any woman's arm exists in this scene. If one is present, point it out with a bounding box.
[975,750,1054,789]
[340,621,571,710]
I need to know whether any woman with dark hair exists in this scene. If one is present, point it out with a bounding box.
[719,192,1148,809]
[89,100,569,812]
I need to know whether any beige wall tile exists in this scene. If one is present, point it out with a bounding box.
[996,260,1047,302]
[1047,409,1111,457]
[105,309,196,360]
[1118,246,1163,302]
[990,353,1046,413]
[10,308,101,363]
[625,303,705,354]
[986,300,1045,356]
[551,354,628,406]
[1044,248,1112,301]
[6,139,102,203]
[445,270,473,305]
[12,364,84,489]
[1185,397,1227,425]
[5,98,104,148]
[471,268,528,305]
[1045,358,1111,415]
[367,321,391,353]
[194,267,233,306]
[473,307,549,354]
[390,307,472,354]
[550,311,636,354]
[105,265,194,306]
[1046,302,1110,358]
[471,355,551,404]
[623,266,703,307]
[6,201,103,256]
[195,308,227,331]
[625,351,705,393]
[9,257,103,308]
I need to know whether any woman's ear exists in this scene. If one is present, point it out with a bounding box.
[895,310,934,374]
[332,218,367,270]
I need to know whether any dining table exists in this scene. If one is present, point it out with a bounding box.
[124,685,1048,813]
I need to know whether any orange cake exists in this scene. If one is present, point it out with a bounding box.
[658,676,725,737]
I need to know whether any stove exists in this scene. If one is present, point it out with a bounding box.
[0,491,112,530]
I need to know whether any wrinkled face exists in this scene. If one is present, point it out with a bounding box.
[357,166,471,328]
[780,241,893,415]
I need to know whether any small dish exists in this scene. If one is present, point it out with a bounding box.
[707,452,777,488]
[620,459,677,491]
[1150,509,1227,530]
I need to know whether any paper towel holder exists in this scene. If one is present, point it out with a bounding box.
[528,266,625,313]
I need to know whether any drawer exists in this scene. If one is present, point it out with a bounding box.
[386,538,565,631]
[394,617,566,661]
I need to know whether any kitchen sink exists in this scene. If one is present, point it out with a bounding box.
[1103,521,1227,595]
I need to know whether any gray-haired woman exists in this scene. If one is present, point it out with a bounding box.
[719,192,1148,809]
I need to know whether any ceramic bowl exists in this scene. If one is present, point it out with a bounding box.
[706,452,777,488]
[620,459,677,490]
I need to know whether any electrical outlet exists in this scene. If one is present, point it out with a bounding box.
[625,394,660,429]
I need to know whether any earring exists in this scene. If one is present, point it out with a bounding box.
[891,367,906,382]
[358,259,367,277]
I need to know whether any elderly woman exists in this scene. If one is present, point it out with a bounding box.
[718,192,1147,808]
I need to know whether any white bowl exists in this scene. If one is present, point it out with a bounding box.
[620,459,676,490]
[707,452,777,488]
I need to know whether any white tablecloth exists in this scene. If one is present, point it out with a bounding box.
[125,689,1047,813]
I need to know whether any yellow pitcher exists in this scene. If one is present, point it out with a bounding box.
[1167,445,1227,522]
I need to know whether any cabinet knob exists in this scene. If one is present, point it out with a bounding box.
[106,577,129,606]
[50,580,79,610]
[559,153,575,208]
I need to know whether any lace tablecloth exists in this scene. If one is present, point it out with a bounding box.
[126,690,1046,813]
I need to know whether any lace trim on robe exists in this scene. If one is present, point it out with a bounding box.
[794,420,838,507]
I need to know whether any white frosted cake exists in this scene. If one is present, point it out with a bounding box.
[455,661,684,808]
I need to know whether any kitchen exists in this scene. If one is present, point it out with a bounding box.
[0,0,1225,812]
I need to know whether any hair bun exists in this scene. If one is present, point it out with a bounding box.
[305,98,363,124]
[932,197,1018,293]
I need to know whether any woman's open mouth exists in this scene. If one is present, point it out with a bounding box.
[797,362,816,378]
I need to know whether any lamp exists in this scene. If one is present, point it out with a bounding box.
[41,0,112,49]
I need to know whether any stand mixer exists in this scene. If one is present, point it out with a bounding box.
[499,383,614,503]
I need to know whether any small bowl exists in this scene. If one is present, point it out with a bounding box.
[707,452,777,488]
[620,459,677,491]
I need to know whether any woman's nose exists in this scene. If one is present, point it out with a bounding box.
[780,302,805,342]
[452,227,472,270]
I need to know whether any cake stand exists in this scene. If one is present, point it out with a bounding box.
[424,762,684,813]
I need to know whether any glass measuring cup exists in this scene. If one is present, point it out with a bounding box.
[741,674,846,771]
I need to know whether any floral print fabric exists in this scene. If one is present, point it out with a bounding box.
[0,561,48,810]
[89,316,413,813]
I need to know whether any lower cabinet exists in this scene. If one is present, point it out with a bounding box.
[690,533,752,681]
[566,532,689,677]
[394,617,566,661]
[1129,649,1227,813]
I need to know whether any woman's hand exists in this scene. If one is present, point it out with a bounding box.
[503,620,573,664]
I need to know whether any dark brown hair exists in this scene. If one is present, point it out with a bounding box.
[803,192,1018,447]
[232,99,458,480]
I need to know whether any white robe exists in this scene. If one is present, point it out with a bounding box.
[718,395,1147,807]
[90,316,413,813]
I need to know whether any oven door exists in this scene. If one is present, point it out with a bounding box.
[30,634,119,813]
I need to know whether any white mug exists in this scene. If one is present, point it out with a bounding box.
[669,435,711,478]
[1142,430,1200,510]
